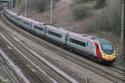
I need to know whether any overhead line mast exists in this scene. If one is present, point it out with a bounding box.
[120,0,124,64]
[50,0,53,25]
[24,0,27,16]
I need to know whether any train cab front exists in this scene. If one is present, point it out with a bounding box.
[99,40,117,63]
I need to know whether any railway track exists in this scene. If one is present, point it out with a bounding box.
[106,65,125,77]
[18,36,125,83]
[0,56,19,83]
[0,34,48,83]
[0,25,77,83]
[1,11,125,83]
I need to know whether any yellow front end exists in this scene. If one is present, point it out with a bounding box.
[101,50,117,62]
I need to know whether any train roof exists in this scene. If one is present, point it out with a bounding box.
[69,32,97,41]
[22,16,35,22]
[46,25,69,33]
[98,38,111,44]
[31,20,44,25]
[8,10,16,16]
[16,15,24,18]
[68,32,111,44]
[16,15,44,25]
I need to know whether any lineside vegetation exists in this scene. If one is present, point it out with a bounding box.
[72,0,121,36]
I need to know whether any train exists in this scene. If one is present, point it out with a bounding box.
[3,8,117,64]
[0,5,3,10]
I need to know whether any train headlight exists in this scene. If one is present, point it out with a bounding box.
[102,54,105,56]
[116,53,119,56]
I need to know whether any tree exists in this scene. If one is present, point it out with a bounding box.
[95,0,107,9]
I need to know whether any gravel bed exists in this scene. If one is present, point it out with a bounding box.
[0,56,16,83]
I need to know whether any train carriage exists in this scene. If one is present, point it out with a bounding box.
[12,15,24,27]
[46,25,69,44]
[31,20,45,36]
[66,32,96,57]
[3,9,16,22]
[96,39,116,62]
[21,17,32,30]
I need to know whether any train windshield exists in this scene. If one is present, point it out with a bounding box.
[101,43,114,55]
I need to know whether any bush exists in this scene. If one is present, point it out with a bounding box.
[27,0,49,12]
[72,4,91,20]
[95,0,107,9]
[86,9,121,36]
[75,0,94,3]
[87,12,110,32]
[13,0,21,8]
[39,0,49,12]
[28,0,59,12]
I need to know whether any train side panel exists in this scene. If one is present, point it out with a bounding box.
[46,25,68,44]
[31,21,45,36]
[14,15,23,26]
[67,33,89,53]
[86,41,97,57]
[21,17,32,30]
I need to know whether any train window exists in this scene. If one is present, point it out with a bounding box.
[90,37,96,40]
[101,43,114,55]
[82,34,89,37]
[34,25,43,31]
[70,38,86,47]
[47,30,62,38]
[23,21,30,26]
[16,17,21,21]
[11,15,14,18]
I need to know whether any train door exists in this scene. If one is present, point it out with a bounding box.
[65,33,69,44]
[87,41,92,54]
[44,25,47,35]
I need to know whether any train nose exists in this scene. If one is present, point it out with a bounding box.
[102,54,116,61]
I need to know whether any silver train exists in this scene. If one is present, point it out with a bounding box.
[3,8,117,63]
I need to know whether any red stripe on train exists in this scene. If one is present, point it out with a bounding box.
[94,42,102,60]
